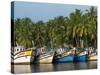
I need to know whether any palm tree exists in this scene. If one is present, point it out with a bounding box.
[15,18,33,48]
[66,9,83,47]
[85,6,97,47]
[14,6,97,49]
[53,16,67,47]
[46,19,56,47]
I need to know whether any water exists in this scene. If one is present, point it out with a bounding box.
[12,61,97,74]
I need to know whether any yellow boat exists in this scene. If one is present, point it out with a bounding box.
[11,46,35,64]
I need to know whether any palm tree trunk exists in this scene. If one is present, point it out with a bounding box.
[80,39,84,48]
[50,38,53,48]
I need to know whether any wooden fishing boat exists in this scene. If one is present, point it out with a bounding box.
[11,46,34,64]
[33,47,54,64]
[74,50,88,62]
[53,48,75,63]
[87,50,97,61]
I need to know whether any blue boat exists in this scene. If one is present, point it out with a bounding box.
[74,50,88,62]
[54,54,74,63]
[53,48,75,63]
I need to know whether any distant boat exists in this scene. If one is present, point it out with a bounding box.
[53,48,75,63]
[34,47,54,64]
[11,46,34,64]
[74,49,88,62]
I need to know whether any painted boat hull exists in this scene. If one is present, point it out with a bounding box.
[87,52,97,61]
[11,56,31,64]
[54,54,74,63]
[87,55,97,61]
[34,53,54,64]
[11,50,32,64]
[74,51,88,62]
[39,55,53,63]
[74,55,87,62]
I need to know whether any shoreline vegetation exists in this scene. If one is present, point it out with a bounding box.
[11,6,97,49]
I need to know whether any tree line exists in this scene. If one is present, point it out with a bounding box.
[12,6,97,49]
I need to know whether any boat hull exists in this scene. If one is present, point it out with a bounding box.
[39,55,53,63]
[34,53,54,64]
[11,50,32,64]
[11,56,31,64]
[87,55,97,61]
[74,55,87,62]
[74,50,88,62]
[87,52,97,61]
[54,54,74,63]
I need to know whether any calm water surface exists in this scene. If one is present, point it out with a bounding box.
[12,61,97,74]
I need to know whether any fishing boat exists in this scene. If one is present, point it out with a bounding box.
[87,52,97,61]
[11,46,34,64]
[87,48,97,61]
[74,49,88,62]
[33,47,54,64]
[53,48,75,63]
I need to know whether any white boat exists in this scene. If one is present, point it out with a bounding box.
[34,47,54,64]
[11,46,33,64]
[38,53,54,63]
[87,52,97,61]
[87,48,97,61]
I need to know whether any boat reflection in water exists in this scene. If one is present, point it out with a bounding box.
[13,61,97,74]
[30,64,54,73]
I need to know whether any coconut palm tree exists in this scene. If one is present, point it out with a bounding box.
[15,18,33,48]
[14,6,97,49]
[85,6,97,47]
[66,9,83,47]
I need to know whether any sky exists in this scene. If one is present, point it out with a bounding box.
[12,1,92,22]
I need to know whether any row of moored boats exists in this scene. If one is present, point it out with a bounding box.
[11,46,97,64]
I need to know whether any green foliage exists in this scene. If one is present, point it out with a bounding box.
[14,7,97,48]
